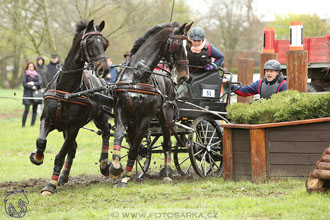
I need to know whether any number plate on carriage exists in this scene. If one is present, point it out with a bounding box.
[202,89,215,98]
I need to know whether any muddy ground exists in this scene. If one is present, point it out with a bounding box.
[0,172,199,194]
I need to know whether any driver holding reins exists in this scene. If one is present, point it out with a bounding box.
[178,26,224,97]
[187,26,224,73]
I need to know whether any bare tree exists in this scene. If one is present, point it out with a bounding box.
[199,0,262,70]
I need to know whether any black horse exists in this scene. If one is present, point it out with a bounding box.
[29,20,111,194]
[108,22,192,187]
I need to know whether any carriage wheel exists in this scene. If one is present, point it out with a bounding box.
[188,116,223,178]
[173,133,194,176]
[120,135,152,179]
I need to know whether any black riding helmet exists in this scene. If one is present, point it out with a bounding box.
[189,27,205,41]
[264,59,281,71]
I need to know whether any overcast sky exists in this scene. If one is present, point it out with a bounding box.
[188,0,330,21]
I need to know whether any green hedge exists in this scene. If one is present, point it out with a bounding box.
[227,90,330,124]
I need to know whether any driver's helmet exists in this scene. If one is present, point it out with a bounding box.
[189,27,205,41]
[264,60,281,71]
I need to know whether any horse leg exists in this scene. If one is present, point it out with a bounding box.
[116,117,151,187]
[41,128,79,195]
[93,116,111,176]
[158,114,174,183]
[30,118,53,165]
[58,140,77,186]
[109,108,125,179]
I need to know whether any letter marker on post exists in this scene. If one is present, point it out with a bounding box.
[290,21,303,50]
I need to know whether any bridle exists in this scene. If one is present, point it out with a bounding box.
[80,30,109,65]
[165,34,189,69]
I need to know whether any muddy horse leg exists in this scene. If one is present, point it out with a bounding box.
[93,116,111,176]
[41,128,79,195]
[109,109,125,179]
[116,117,151,187]
[30,118,53,165]
[58,140,77,186]
[158,113,174,183]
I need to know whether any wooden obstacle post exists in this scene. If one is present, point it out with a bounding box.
[286,21,308,92]
[223,127,234,181]
[260,27,278,79]
[237,58,254,103]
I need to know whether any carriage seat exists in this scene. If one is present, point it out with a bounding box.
[180,70,223,102]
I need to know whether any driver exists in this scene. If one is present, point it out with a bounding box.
[187,26,224,73]
[177,26,224,98]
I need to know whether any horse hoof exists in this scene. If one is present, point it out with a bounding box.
[109,163,124,178]
[115,176,130,188]
[41,190,53,196]
[58,172,69,186]
[115,182,128,188]
[160,166,173,178]
[100,161,111,176]
[41,183,56,195]
[163,177,172,183]
[29,152,43,165]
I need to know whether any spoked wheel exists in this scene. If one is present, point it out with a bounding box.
[188,116,223,178]
[120,135,152,179]
[173,132,194,176]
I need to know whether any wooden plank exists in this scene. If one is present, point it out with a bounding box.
[269,142,328,153]
[269,130,330,142]
[233,152,251,163]
[223,128,234,180]
[221,117,330,129]
[233,140,251,152]
[269,121,330,131]
[237,58,254,103]
[234,162,252,175]
[286,50,308,92]
[250,128,266,183]
[270,153,321,165]
[232,129,250,141]
[269,164,315,177]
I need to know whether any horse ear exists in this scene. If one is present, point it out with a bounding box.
[184,22,194,35]
[86,20,95,32]
[178,23,187,35]
[99,21,105,31]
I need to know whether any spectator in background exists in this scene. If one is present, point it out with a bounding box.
[22,62,42,128]
[35,56,49,116]
[105,57,119,83]
[47,53,62,82]
[123,51,131,62]
[36,56,49,88]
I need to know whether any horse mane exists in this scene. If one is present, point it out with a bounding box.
[130,22,180,55]
[74,21,88,39]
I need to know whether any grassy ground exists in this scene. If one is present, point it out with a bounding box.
[1,88,330,220]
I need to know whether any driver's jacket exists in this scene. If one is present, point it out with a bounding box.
[231,76,287,99]
[187,41,224,74]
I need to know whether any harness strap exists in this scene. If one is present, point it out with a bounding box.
[44,89,91,106]
[115,82,161,96]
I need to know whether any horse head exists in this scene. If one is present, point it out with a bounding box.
[164,22,193,84]
[79,20,110,77]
